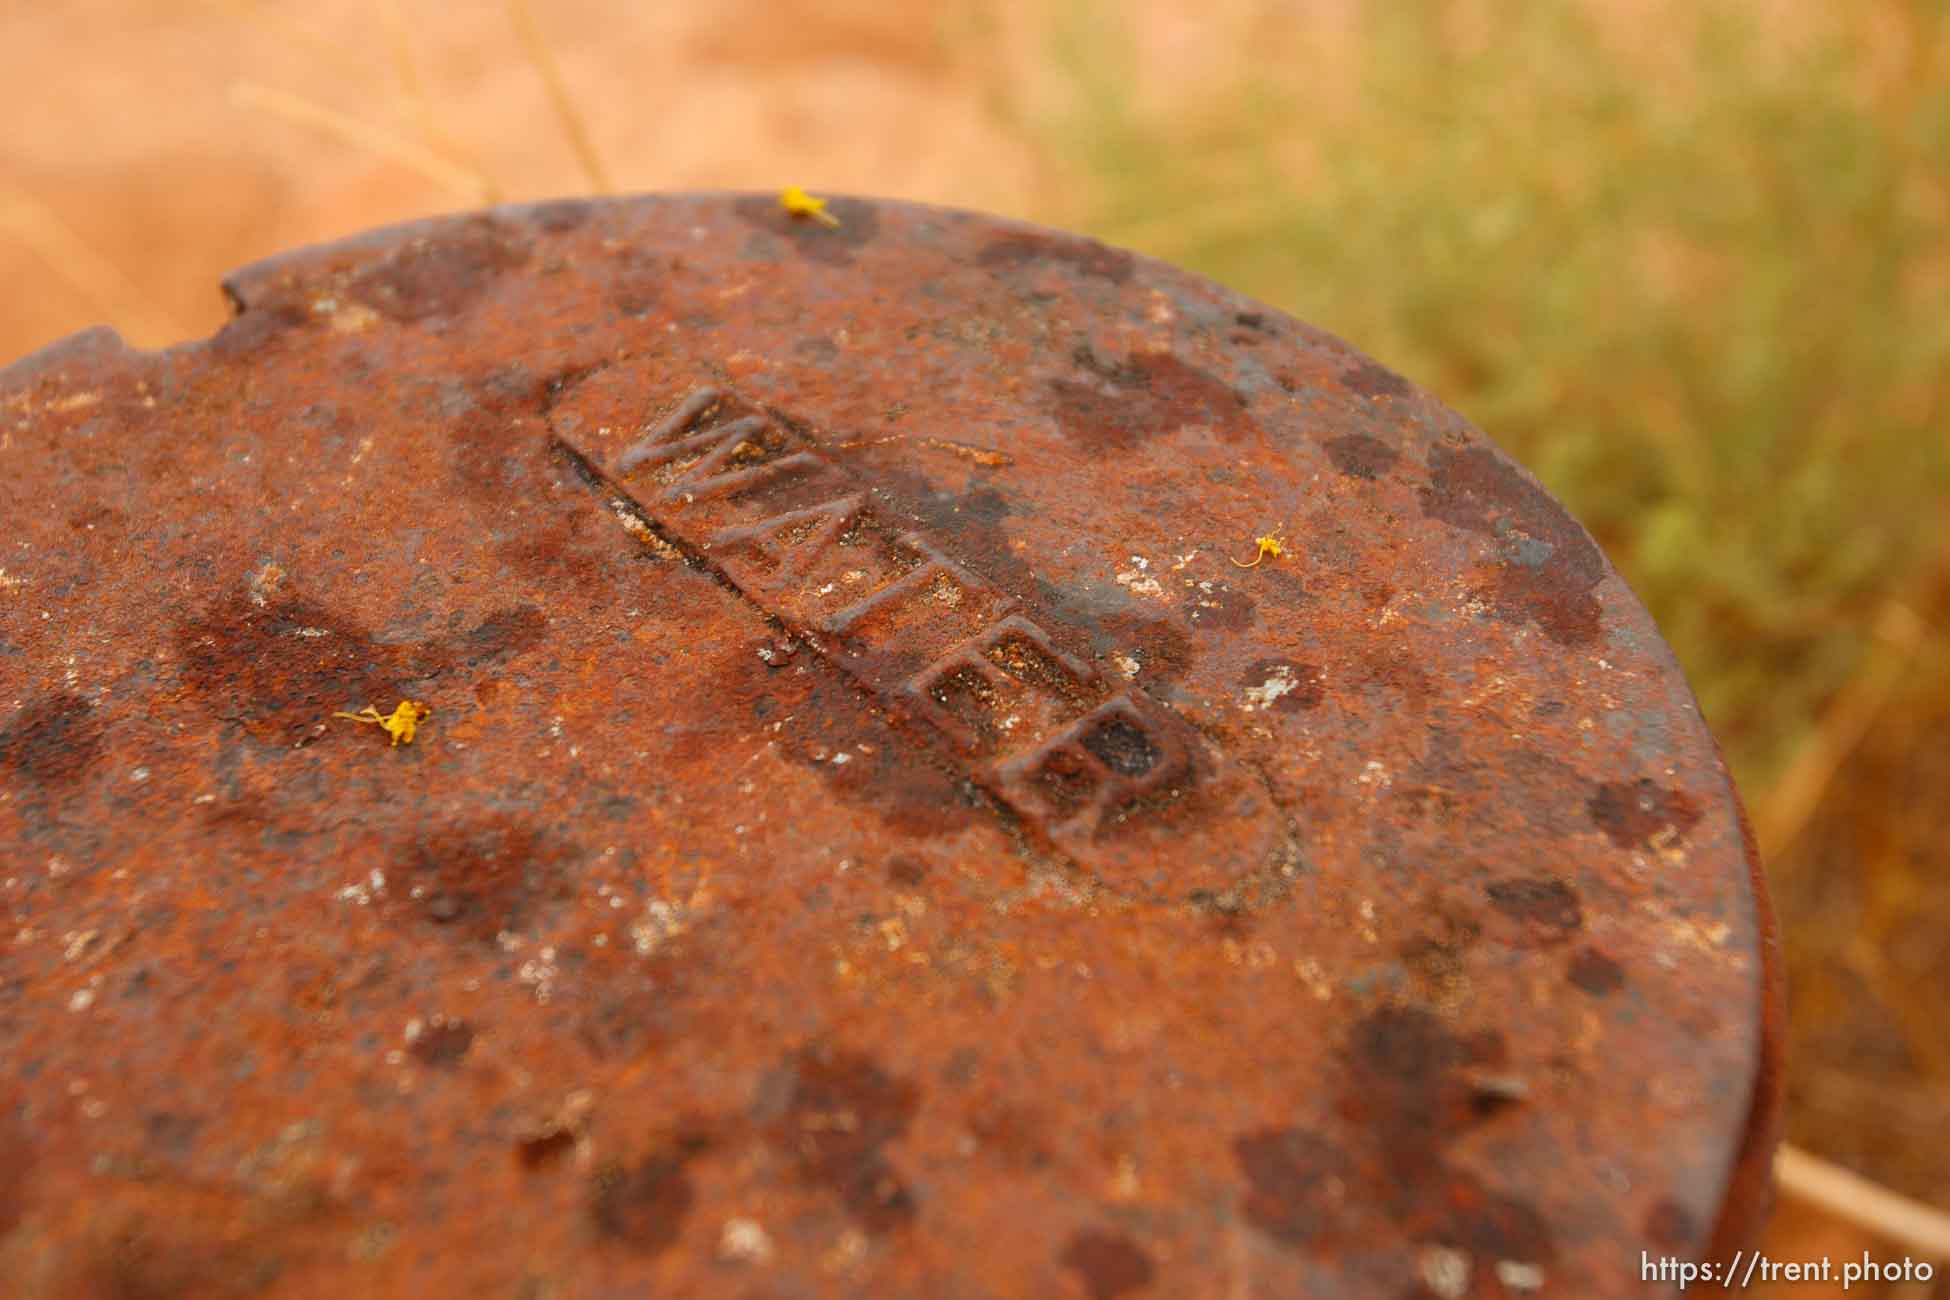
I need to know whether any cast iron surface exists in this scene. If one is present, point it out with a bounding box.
[0,194,1781,1298]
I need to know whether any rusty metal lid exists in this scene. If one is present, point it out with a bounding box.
[1,195,1781,1298]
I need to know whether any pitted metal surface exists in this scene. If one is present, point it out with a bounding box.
[0,194,1781,1298]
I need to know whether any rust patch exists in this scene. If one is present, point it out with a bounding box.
[885,855,927,886]
[173,594,544,745]
[208,298,311,358]
[1341,360,1413,400]
[590,1128,713,1256]
[393,815,579,943]
[0,1107,29,1239]
[976,231,1134,284]
[1359,649,1436,715]
[775,672,987,840]
[1,691,106,787]
[1096,613,1193,686]
[757,1045,920,1232]
[962,1095,1052,1171]
[1421,445,1606,645]
[407,1017,475,1069]
[175,596,402,745]
[1235,1005,1556,1273]
[734,194,881,267]
[1589,779,1703,850]
[526,200,592,234]
[1059,1229,1157,1300]
[1568,948,1628,996]
[1184,585,1256,632]
[1643,1197,1698,1249]
[79,1213,287,1300]
[1324,433,1400,481]
[1234,1126,1356,1247]
[518,1128,576,1170]
[348,219,530,323]
[1349,1008,1553,1265]
[1485,877,1585,945]
[1046,348,1254,450]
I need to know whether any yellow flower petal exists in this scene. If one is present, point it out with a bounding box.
[779,185,840,228]
[335,699,431,747]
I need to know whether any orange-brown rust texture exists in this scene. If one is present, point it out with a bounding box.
[0,197,1780,1298]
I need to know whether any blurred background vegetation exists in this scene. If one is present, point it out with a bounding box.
[3,1,1946,1293]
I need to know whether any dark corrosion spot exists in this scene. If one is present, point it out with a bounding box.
[459,606,547,663]
[874,475,1046,607]
[527,199,591,234]
[497,515,613,588]
[0,1108,29,1238]
[176,596,398,745]
[208,298,311,358]
[574,908,719,1062]
[962,1095,1051,1171]
[1240,659,1324,713]
[175,590,548,746]
[1341,359,1413,399]
[886,856,927,886]
[757,1045,919,1232]
[862,469,1094,655]
[144,1112,202,1159]
[1402,1171,1555,1269]
[450,406,542,503]
[1059,1229,1156,1300]
[1360,649,1436,714]
[349,219,530,323]
[518,1128,575,1169]
[733,194,880,267]
[1233,1127,1354,1247]
[603,246,665,319]
[83,1216,283,1300]
[1420,445,1606,645]
[867,467,1170,671]
[1096,614,1193,685]
[1,692,106,787]
[777,672,983,839]
[1081,716,1161,777]
[1231,1010,1553,1263]
[976,231,1134,284]
[1343,1008,1507,1185]
[1324,433,1401,481]
[1485,877,1584,944]
[1465,1077,1529,1122]
[1588,779,1703,850]
[577,981,687,1063]
[1350,1004,1467,1080]
[69,503,122,532]
[1184,585,1255,633]
[1400,935,1469,1008]
[1047,348,1254,450]
[408,1017,474,1068]
[394,816,575,944]
[1643,1197,1698,1249]
[1567,947,1627,996]
[589,1131,711,1256]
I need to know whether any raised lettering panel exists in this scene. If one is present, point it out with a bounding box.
[550,376,1293,899]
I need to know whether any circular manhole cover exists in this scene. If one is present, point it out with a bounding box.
[0,195,1780,1298]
